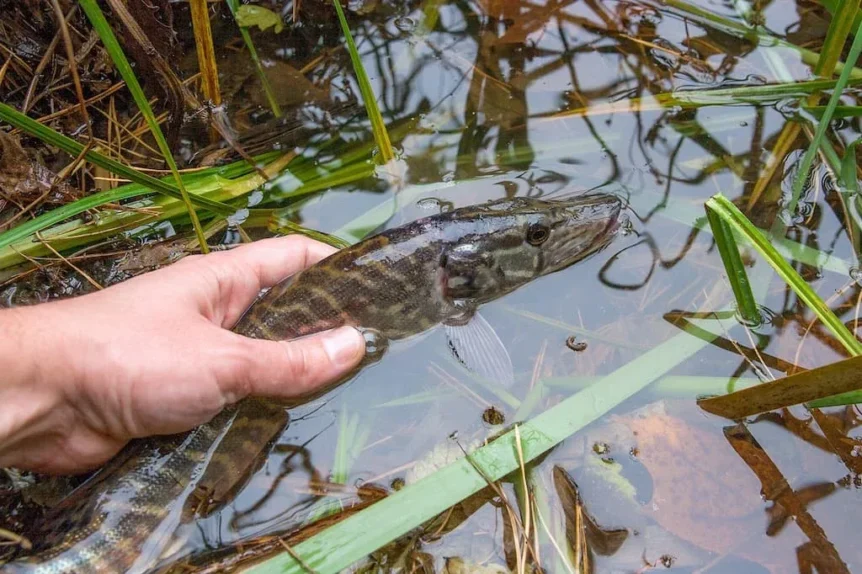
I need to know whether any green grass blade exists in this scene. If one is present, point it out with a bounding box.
[78,0,210,252]
[842,138,862,195]
[225,0,283,117]
[706,194,862,355]
[655,77,862,108]
[246,327,719,574]
[804,105,862,118]
[543,375,763,396]
[0,154,291,268]
[331,0,394,164]
[0,155,270,252]
[790,18,862,212]
[808,389,862,406]
[705,206,760,324]
[820,0,862,39]
[816,0,861,76]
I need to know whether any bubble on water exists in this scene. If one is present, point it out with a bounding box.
[851,267,862,286]
[416,197,453,213]
[442,172,455,183]
[797,201,814,219]
[619,214,634,236]
[360,328,388,360]
[394,16,415,32]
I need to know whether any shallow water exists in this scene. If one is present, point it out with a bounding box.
[4,0,862,571]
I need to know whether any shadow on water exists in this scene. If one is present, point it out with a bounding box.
[2,0,862,571]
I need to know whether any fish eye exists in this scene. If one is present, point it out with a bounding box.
[527,223,550,245]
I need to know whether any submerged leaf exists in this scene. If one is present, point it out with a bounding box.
[552,466,629,559]
[619,403,765,557]
[235,5,284,33]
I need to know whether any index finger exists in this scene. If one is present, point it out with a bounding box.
[185,235,340,326]
[215,235,339,288]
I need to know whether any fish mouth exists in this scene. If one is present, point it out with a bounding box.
[545,194,624,270]
[562,193,624,233]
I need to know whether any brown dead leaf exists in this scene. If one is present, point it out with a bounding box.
[475,0,568,45]
[218,56,329,110]
[0,131,77,207]
[699,355,862,419]
[553,465,628,571]
[117,240,189,273]
[618,405,764,555]
[0,131,45,203]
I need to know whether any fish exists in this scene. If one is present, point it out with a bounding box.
[4,193,623,574]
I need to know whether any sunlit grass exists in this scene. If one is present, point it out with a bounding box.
[707,193,862,356]
[790,19,862,213]
[331,0,395,164]
[188,0,222,109]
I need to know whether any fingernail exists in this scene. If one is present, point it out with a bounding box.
[322,326,365,367]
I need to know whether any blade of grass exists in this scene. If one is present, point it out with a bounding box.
[658,78,862,108]
[331,0,394,164]
[790,17,862,213]
[550,77,862,124]
[225,0,282,117]
[542,375,763,396]
[804,105,862,119]
[78,0,210,252]
[820,0,862,40]
[0,154,293,268]
[706,193,862,355]
[188,0,222,107]
[817,0,861,77]
[836,137,862,254]
[705,206,760,325]
[808,389,862,407]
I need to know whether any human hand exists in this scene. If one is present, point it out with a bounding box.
[0,236,365,474]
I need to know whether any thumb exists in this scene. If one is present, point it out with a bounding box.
[231,326,366,399]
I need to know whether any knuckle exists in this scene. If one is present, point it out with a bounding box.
[280,340,320,388]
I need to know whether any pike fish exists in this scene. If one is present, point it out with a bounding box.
[5,194,622,574]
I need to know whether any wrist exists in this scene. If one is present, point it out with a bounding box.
[0,306,68,468]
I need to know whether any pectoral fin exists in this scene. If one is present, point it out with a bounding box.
[444,312,514,387]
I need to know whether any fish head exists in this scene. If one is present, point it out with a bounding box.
[440,194,623,302]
